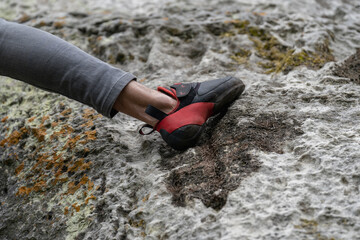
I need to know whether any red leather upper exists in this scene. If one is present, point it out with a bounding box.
[156,102,214,133]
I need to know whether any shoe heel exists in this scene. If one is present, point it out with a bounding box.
[159,124,204,150]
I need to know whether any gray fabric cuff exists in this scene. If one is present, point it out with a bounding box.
[103,72,136,118]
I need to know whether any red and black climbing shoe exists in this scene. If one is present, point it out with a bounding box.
[140,76,245,150]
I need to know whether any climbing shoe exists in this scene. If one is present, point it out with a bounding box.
[140,76,245,150]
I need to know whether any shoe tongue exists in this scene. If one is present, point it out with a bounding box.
[157,86,177,99]
[170,83,192,98]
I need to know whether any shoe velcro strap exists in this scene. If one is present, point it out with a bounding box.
[145,105,168,121]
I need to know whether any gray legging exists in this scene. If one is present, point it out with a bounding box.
[0,18,136,118]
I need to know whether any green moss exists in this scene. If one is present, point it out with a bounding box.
[294,219,338,240]
[220,31,236,38]
[224,19,335,74]
[230,48,252,64]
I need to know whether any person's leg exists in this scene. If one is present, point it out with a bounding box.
[0,18,137,118]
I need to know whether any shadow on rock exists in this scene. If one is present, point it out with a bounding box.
[159,110,303,210]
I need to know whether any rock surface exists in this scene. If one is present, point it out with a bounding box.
[1,0,360,239]
[334,48,360,83]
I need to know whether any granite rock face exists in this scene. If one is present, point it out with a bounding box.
[1,0,360,239]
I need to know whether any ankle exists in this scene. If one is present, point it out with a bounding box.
[154,93,177,114]
[163,96,177,114]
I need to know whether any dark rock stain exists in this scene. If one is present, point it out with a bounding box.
[160,110,303,210]
[333,48,360,83]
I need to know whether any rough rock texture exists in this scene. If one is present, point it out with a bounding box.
[1,0,360,239]
[333,48,360,83]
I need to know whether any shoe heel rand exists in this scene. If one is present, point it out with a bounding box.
[160,124,204,150]
[156,102,214,134]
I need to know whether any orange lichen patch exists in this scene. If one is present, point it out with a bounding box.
[0,131,19,146]
[66,175,89,195]
[1,116,8,122]
[81,161,92,171]
[67,182,80,195]
[41,115,50,124]
[16,186,32,196]
[52,152,63,162]
[50,128,67,140]
[80,120,94,128]
[15,162,24,175]
[88,179,94,191]
[60,108,72,116]
[142,194,150,202]
[50,125,74,140]
[68,158,85,172]
[72,203,81,212]
[64,207,69,215]
[51,121,59,128]
[27,116,37,122]
[18,13,30,23]
[85,195,96,204]
[0,127,28,147]
[52,177,68,186]
[53,21,66,29]
[82,108,102,120]
[54,168,63,178]
[64,125,74,134]
[33,180,47,192]
[84,130,96,141]
[224,19,250,26]
[32,153,50,171]
[10,112,99,211]
[79,175,89,185]
[82,109,96,119]
[63,135,81,150]
[253,12,266,16]
[32,127,47,142]
[37,20,47,27]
